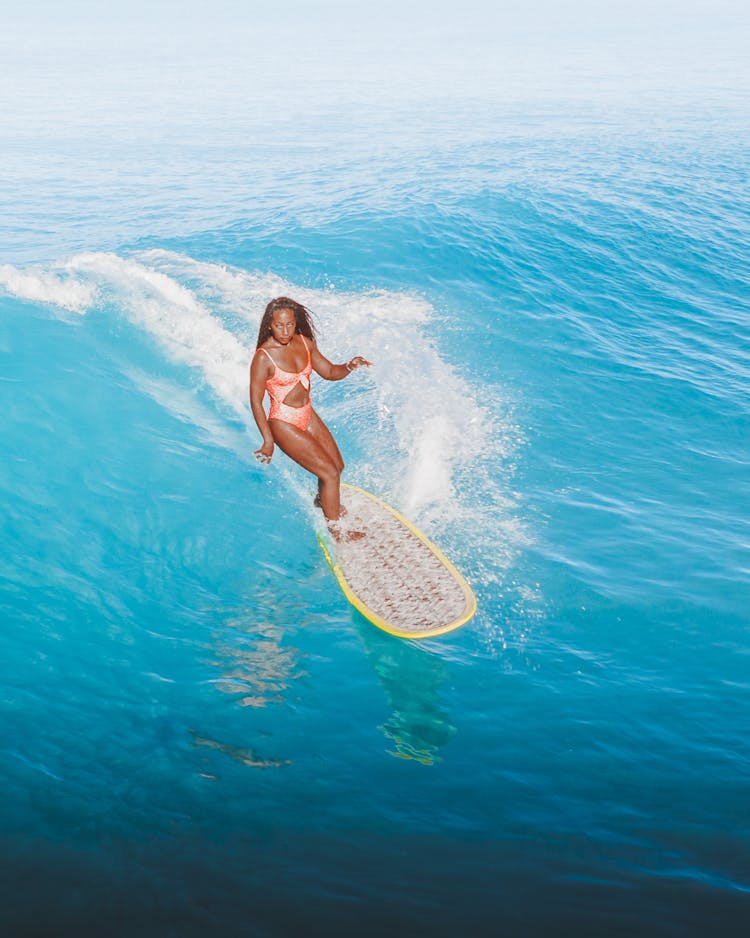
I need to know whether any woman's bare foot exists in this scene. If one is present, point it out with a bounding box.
[328,520,366,543]
[316,487,364,540]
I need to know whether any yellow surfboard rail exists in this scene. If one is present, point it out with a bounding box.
[319,483,477,639]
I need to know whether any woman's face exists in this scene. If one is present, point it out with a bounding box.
[269,308,296,344]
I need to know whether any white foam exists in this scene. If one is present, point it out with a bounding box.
[127,250,501,528]
[0,264,96,313]
[37,252,252,426]
[403,415,457,515]
[139,249,433,326]
[1,251,254,438]
[1,250,526,592]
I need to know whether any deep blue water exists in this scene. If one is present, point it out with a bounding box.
[2,6,750,936]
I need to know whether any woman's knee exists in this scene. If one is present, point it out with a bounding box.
[318,461,340,485]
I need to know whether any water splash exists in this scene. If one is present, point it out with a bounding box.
[0,264,97,313]
[1,249,527,622]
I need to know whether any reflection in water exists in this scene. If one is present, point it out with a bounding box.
[203,584,456,766]
[208,603,304,709]
[193,597,301,772]
[357,623,457,766]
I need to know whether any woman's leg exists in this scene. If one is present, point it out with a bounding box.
[307,410,344,506]
[269,419,342,520]
[307,409,344,473]
[304,411,365,540]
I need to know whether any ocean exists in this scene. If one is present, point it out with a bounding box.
[1,3,749,935]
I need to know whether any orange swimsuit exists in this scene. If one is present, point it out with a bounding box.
[261,335,313,432]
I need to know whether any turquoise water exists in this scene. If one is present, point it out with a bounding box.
[2,5,750,936]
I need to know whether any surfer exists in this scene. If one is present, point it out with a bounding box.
[249,297,371,538]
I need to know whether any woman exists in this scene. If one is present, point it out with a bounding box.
[249,297,371,535]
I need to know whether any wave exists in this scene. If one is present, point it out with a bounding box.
[1,250,526,600]
[0,264,97,313]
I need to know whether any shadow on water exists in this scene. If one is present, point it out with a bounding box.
[355,619,457,766]
[189,730,291,769]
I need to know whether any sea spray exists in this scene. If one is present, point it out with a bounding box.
[0,250,525,605]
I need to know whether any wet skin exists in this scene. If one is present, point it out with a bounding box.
[249,308,371,532]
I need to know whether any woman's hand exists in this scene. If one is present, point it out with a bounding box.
[346,356,372,372]
[254,440,274,465]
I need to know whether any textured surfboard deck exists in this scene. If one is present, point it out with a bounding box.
[319,484,476,639]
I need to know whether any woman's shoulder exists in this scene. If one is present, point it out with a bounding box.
[252,345,275,370]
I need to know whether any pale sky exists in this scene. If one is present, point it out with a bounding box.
[5,1,750,45]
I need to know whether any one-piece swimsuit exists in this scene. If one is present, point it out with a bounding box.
[261,335,313,432]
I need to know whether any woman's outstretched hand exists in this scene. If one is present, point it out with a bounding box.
[347,356,372,371]
[254,440,274,465]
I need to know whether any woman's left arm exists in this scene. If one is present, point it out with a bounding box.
[311,343,372,381]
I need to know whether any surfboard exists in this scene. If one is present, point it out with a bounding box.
[318,483,476,639]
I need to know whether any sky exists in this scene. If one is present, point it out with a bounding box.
[5,1,750,48]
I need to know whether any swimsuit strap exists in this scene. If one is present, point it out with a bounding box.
[259,347,276,367]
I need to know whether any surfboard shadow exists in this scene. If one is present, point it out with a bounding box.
[355,622,457,765]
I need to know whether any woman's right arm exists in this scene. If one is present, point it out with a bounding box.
[249,351,275,463]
